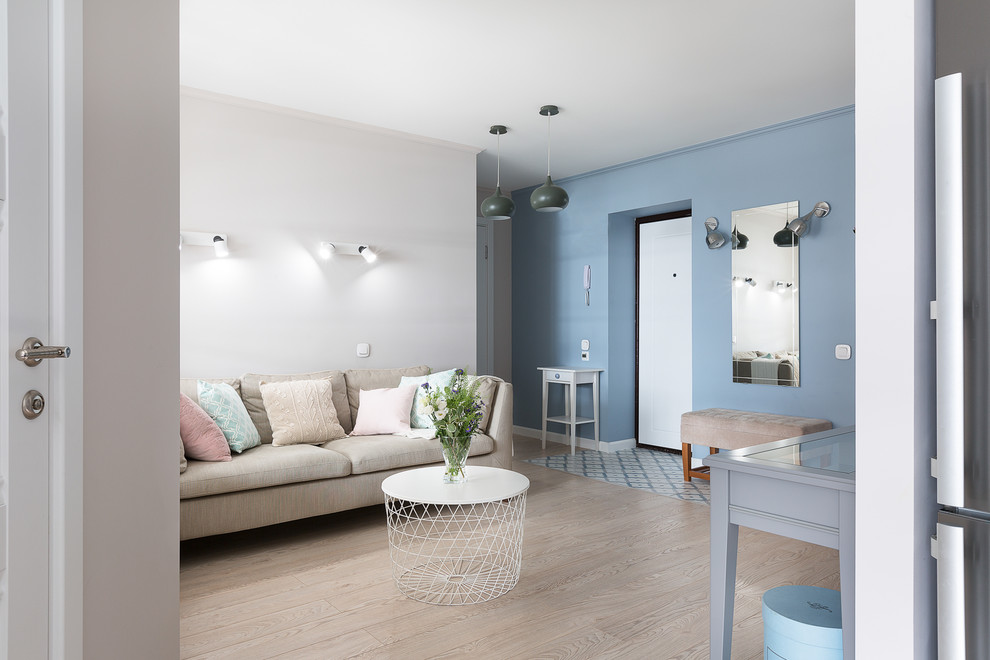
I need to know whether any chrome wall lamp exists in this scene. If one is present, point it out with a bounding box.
[318,242,377,263]
[704,217,726,249]
[180,231,229,257]
[774,201,831,247]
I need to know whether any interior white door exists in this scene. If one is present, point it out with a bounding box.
[1,1,53,657]
[638,217,693,450]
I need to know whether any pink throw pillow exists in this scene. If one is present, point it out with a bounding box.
[349,386,418,436]
[179,393,231,461]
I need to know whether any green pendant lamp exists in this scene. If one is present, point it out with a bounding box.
[480,125,515,220]
[530,105,569,212]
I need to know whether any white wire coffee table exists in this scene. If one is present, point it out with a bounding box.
[381,465,530,605]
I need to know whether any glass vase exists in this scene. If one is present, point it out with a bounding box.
[441,437,470,484]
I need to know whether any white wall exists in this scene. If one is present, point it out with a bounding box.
[81,0,180,657]
[856,0,937,656]
[180,92,478,377]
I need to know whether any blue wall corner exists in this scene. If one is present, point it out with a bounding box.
[511,108,856,443]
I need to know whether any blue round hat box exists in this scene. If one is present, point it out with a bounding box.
[762,585,842,660]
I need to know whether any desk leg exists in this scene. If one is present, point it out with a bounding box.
[569,381,577,455]
[710,468,738,660]
[839,490,856,659]
[541,377,548,450]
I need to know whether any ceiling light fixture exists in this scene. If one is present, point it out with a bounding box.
[530,105,569,213]
[317,242,377,263]
[480,125,515,220]
[212,235,229,258]
[318,242,334,260]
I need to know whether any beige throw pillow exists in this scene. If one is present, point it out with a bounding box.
[260,379,346,446]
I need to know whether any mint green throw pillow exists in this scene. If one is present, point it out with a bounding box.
[197,380,261,453]
[399,369,458,429]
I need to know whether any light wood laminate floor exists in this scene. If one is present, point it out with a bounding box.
[180,437,839,659]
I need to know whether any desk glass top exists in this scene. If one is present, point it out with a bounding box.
[746,429,855,474]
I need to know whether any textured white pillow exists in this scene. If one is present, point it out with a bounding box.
[350,386,418,436]
[260,379,346,446]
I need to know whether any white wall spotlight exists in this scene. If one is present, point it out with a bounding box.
[180,231,229,258]
[318,242,377,263]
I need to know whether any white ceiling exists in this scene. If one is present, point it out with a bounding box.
[181,1,855,193]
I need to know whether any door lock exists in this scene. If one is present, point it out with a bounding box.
[21,390,45,420]
[15,337,70,366]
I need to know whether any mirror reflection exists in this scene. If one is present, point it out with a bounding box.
[731,201,800,386]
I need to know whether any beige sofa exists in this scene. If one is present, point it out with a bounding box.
[179,366,513,540]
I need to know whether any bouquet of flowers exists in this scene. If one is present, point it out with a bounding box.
[421,369,484,482]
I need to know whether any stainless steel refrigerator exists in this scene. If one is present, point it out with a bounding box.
[934,2,990,658]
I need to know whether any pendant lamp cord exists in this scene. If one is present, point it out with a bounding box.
[496,131,501,187]
[546,112,552,176]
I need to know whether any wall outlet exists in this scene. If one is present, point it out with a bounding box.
[835,344,851,360]
[356,342,371,358]
[581,351,590,361]
[581,339,590,351]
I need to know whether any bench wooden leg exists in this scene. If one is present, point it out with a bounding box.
[682,444,717,482]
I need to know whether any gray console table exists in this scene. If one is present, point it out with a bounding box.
[704,426,856,660]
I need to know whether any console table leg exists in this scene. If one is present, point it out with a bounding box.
[569,380,577,455]
[541,378,549,450]
[710,468,737,660]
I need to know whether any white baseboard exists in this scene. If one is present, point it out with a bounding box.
[599,437,636,452]
[512,426,634,453]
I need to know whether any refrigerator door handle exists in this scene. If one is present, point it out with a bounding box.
[935,72,965,507]
[935,523,967,659]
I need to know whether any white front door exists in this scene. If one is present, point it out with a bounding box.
[638,216,693,450]
[1,1,58,657]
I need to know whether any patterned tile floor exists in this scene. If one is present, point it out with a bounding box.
[523,447,711,504]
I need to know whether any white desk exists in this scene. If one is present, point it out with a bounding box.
[538,366,603,455]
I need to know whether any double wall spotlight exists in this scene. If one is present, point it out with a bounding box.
[180,231,229,258]
[318,242,377,263]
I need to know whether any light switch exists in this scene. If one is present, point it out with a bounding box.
[581,351,590,361]
[581,339,590,351]
[835,344,852,360]
[356,343,370,358]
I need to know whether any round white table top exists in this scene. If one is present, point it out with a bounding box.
[381,466,530,505]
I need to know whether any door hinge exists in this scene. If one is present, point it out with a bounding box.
[931,457,938,478]
[931,533,938,559]
[485,245,488,260]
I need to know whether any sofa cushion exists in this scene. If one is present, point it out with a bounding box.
[180,443,352,499]
[179,393,231,462]
[399,369,458,429]
[260,378,347,446]
[241,370,351,440]
[349,386,418,436]
[179,435,188,473]
[344,366,430,427]
[197,381,261,454]
[180,377,241,406]
[322,433,494,475]
[470,375,502,433]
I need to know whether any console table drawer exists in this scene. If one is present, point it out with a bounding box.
[545,370,574,383]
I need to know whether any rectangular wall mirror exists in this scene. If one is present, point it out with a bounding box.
[730,201,800,386]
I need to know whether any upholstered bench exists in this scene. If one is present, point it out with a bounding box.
[680,408,832,482]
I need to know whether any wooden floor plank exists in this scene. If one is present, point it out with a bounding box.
[181,436,842,658]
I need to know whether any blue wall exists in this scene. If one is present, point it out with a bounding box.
[511,108,856,443]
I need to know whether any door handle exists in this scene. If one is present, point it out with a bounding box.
[15,337,70,367]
